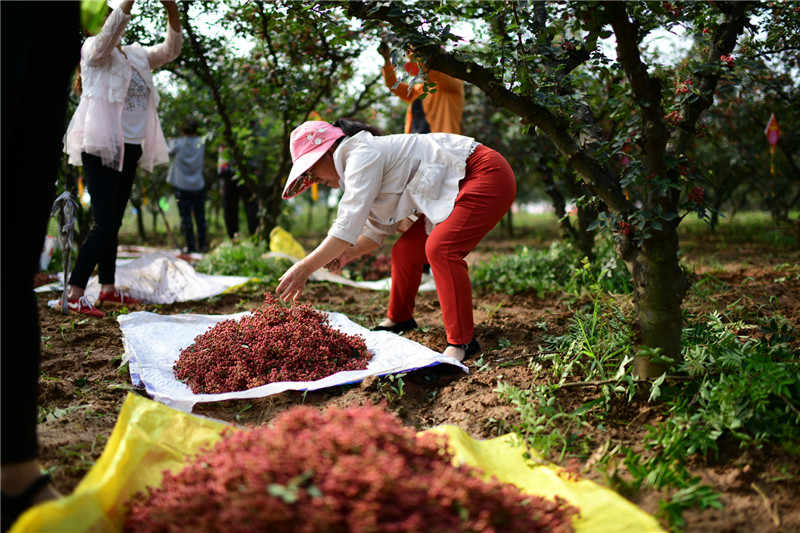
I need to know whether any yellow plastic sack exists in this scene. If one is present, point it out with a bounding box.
[11,394,226,533]
[14,394,664,532]
[269,226,306,259]
[429,425,665,533]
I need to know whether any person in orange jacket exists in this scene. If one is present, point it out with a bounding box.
[379,42,465,135]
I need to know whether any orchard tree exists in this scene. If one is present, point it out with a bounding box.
[335,1,773,379]
[131,0,385,243]
[693,71,799,230]
[177,0,381,241]
[698,4,800,233]
[647,2,800,233]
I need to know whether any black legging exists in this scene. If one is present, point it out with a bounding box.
[1,1,80,464]
[220,170,259,239]
[68,145,142,289]
[175,188,207,252]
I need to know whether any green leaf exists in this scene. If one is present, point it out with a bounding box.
[573,398,604,417]
[268,484,298,504]
[81,0,107,35]
[648,372,667,402]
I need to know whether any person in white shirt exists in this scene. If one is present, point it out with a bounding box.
[276,118,516,363]
[62,0,182,317]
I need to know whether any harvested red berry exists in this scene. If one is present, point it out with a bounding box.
[346,251,392,281]
[173,294,371,394]
[125,404,579,532]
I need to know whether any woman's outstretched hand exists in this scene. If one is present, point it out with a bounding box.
[276,261,312,303]
[277,235,353,300]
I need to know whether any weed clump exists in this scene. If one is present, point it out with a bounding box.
[174,294,370,393]
[125,404,579,532]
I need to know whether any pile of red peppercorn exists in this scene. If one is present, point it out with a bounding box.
[174,294,371,394]
[125,404,579,532]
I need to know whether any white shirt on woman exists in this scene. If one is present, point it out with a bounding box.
[329,131,477,246]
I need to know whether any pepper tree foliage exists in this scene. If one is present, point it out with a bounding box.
[688,3,800,232]
[330,0,776,379]
[129,0,386,241]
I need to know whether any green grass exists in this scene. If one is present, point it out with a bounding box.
[471,237,633,297]
[679,210,799,250]
[500,292,800,530]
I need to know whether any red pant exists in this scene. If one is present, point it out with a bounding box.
[388,144,516,344]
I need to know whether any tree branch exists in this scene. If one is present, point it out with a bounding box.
[343,1,634,216]
[604,2,669,171]
[673,2,751,153]
[179,3,256,192]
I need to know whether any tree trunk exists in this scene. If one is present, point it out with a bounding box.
[573,206,597,262]
[504,209,514,238]
[306,197,314,231]
[129,196,147,241]
[620,226,687,379]
[541,172,596,261]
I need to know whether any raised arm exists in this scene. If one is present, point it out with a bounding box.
[161,0,180,32]
[83,1,133,64]
[379,42,421,103]
[146,1,182,70]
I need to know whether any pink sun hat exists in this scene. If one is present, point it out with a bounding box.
[282,121,345,199]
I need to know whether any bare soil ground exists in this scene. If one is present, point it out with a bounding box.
[34,228,799,532]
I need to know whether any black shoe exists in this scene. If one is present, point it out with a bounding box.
[446,338,481,362]
[1,474,53,531]
[420,363,462,384]
[419,339,481,384]
[372,318,418,334]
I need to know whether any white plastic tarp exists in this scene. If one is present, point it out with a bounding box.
[42,252,250,304]
[39,251,435,303]
[119,309,466,413]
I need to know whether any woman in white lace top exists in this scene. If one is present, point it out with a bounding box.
[61,0,182,317]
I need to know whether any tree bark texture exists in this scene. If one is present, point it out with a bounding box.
[620,229,686,379]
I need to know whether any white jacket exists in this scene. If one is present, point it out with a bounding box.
[329,131,477,246]
[63,8,181,172]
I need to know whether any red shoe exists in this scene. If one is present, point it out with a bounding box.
[98,290,141,304]
[61,296,105,318]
